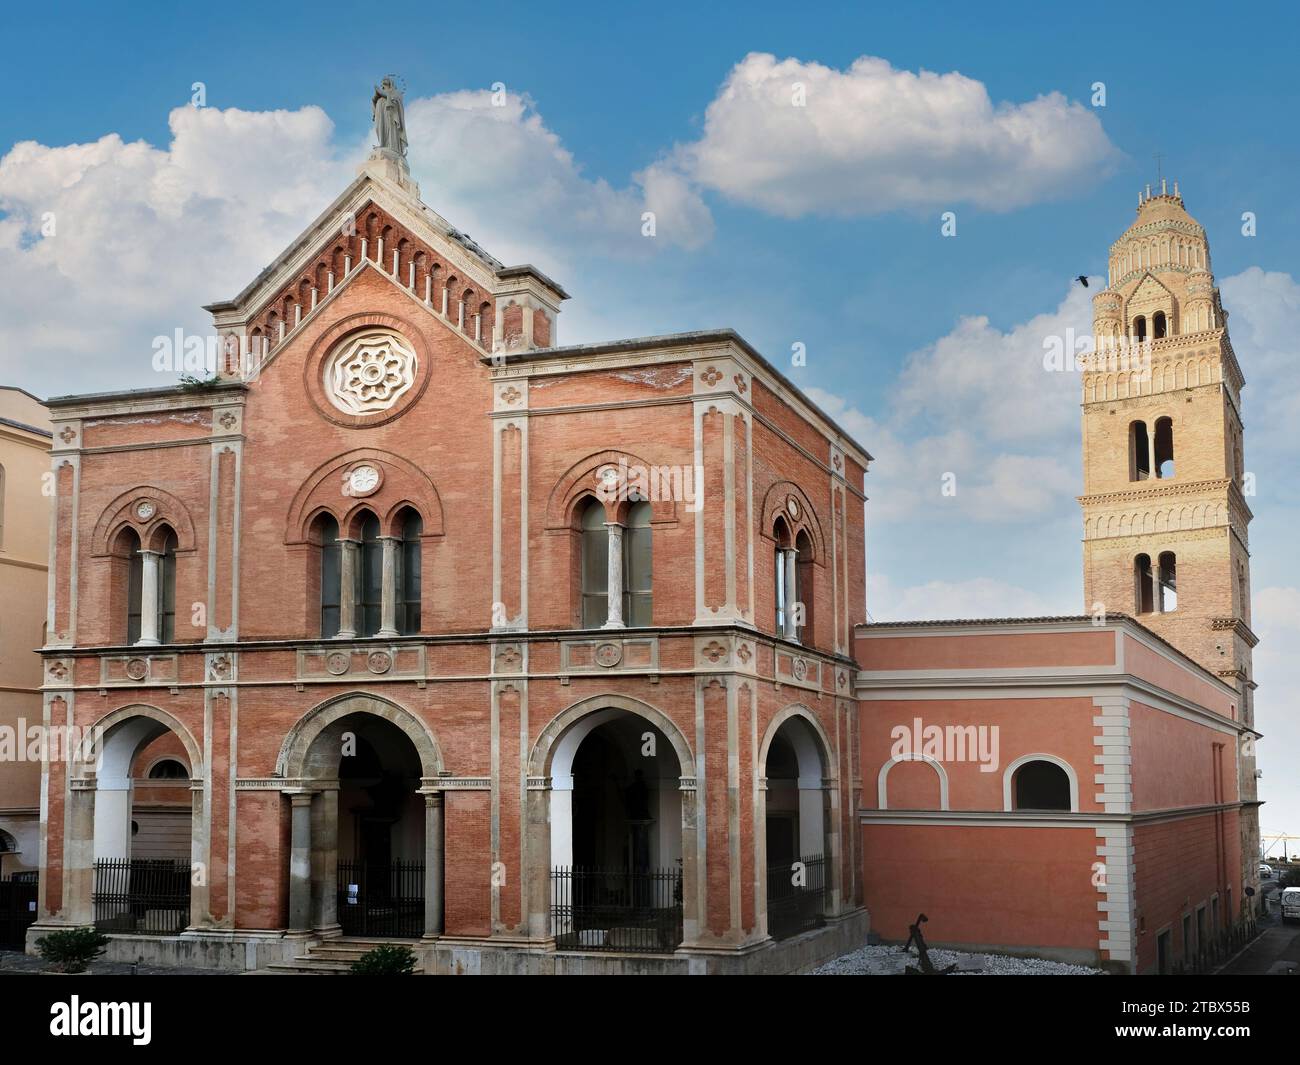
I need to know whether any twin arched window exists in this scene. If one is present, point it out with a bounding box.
[120,525,177,644]
[1129,417,1174,481]
[579,497,652,628]
[773,519,813,644]
[1135,551,1177,614]
[316,508,422,638]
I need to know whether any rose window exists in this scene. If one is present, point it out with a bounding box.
[323,329,418,415]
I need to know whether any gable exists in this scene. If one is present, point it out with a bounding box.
[1127,272,1174,310]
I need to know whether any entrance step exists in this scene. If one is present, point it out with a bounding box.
[265,937,425,976]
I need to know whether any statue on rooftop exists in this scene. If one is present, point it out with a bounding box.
[372,76,408,159]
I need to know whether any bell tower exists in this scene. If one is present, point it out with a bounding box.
[1079,182,1260,894]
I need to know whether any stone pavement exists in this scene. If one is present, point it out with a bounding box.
[0,949,228,976]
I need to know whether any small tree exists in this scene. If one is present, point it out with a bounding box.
[35,928,111,974]
[349,944,417,975]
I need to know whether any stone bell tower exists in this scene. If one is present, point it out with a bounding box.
[1079,182,1260,902]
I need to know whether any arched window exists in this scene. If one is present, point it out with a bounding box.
[1135,553,1154,614]
[148,758,189,780]
[623,500,652,626]
[123,528,144,643]
[772,517,792,635]
[1133,315,1147,343]
[1152,311,1167,339]
[794,529,814,644]
[1012,760,1072,811]
[357,512,382,637]
[398,509,423,635]
[317,515,341,638]
[1154,416,1174,478]
[1130,420,1150,481]
[1158,551,1177,612]
[580,498,608,628]
[157,527,178,643]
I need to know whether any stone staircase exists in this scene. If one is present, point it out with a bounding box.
[264,937,425,975]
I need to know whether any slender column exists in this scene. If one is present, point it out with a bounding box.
[1146,423,1158,480]
[288,792,314,932]
[377,536,399,637]
[782,548,799,641]
[337,539,359,639]
[603,522,625,629]
[1151,563,1162,615]
[423,793,445,937]
[138,549,161,645]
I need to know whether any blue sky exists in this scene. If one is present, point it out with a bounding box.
[2,0,1297,842]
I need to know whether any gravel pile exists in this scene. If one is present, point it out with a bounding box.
[811,943,1105,976]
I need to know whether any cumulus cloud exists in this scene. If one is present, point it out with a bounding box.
[0,93,710,396]
[402,90,712,260]
[667,53,1119,218]
[1249,586,1300,839]
[807,280,1090,525]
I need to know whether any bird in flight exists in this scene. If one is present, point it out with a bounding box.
[1075,275,1090,288]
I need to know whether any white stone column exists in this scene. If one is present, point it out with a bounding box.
[378,536,399,638]
[603,521,625,629]
[423,793,444,937]
[288,792,314,932]
[337,539,359,639]
[137,549,161,645]
[782,548,799,641]
[1146,424,1157,481]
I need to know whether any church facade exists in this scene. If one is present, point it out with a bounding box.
[28,84,1259,975]
[30,121,869,973]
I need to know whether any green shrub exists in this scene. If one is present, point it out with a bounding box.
[349,944,416,975]
[35,927,111,974]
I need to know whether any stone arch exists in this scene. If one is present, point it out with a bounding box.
[543,450,681,530]
[82,703,205,784]
[277,691,443,779]
[90,486,199,558]
[759,481,826,562]
[1002,753,1079,812]
[877,756,949,810]
[530,693,694,781]
[284,449,444,544]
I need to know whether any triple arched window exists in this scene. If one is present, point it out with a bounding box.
[578,497,652,628]
[315,507,423,638]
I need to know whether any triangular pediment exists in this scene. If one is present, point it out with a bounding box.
[205,159,510,326]
[1128,272,1174,306]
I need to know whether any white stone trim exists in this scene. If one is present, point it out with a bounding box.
[877,755,949,811]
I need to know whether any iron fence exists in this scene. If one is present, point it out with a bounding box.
[336,859,424,938]
[551,866,683,954]
[1169,917,1260,974]
[92,858,190,935]
[767,853,826,941]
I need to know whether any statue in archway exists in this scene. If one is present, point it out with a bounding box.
[372,76,408,159]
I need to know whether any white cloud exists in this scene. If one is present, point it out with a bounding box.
[0,94,710,397]
[669,53,1119,218]
[402,90,712,262]
[1249,586,1300,841]
[868,573,1062,622]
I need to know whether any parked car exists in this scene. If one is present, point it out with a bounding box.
[1260,864,1274,879]
[1281,887,1300,924]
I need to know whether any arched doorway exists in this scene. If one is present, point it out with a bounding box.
[541,702,691,953]
[761,712,831,940]
[82,708,202,935]
[278,695,443,939]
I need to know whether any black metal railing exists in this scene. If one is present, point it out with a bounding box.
[551,866,683,954]
[92,858,190,935]
[0,871,39,949]
[767,853,826,941]
[336,859,424,938]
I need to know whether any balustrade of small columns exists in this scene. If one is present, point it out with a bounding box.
[239,230,494,373]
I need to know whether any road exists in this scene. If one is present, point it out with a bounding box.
[1220,880,1300,975]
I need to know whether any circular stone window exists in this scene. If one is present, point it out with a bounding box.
[323,328,418,416]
